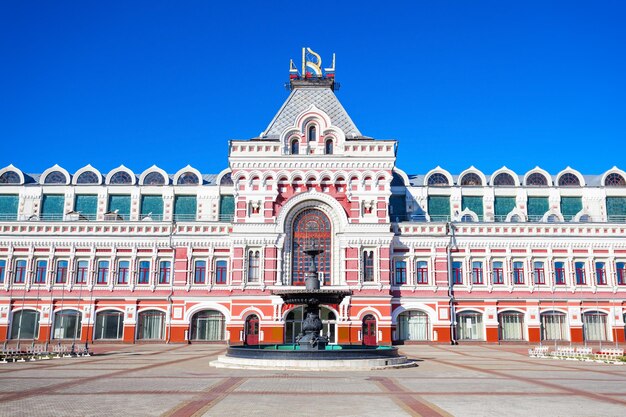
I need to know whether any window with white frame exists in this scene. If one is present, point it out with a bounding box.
[533,261,545,285]
[452,261,463,284]
[471,261,484,284]
[554,261,566,285]
[193,260,206,284]
[575,261,586,285]
[13,259,27,284]
[137,260,150,285]
[394,259,406,285]
[34,260,47,284]
[215,259,228,285]
[617,261,626,285]
[97,260,109,285]
[513,261,524,284]
[117,260,130,284]
[75,260,89,284]
[416,260,428,284]
[362,250,375,283]
[55,260,68,284]
[159,260,171,284]
[595,261,606,285]
[247,250,261,283]
[0,259,6,284]
[492,260,504,284]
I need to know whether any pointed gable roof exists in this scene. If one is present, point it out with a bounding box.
[261,86,362,140]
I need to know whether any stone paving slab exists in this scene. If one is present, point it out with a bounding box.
[234,376,382,393]
[201,394,410,417]
[56,376,223,394]
[0,394,196,417]
[396,376,563,394]
[0,378,71,392]
[422,393,626,417]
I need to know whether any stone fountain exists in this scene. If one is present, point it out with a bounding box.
[273,244,351,350]
[211,243,415,370]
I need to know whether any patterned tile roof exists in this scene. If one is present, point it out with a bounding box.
[261,87,362,139]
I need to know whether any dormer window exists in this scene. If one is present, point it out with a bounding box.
[291,139,299,155]
[308,125,316,142]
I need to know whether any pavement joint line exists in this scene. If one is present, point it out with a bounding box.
[0,344,190,375]
[161,376,246,417]
[426,355,626,407]
[435,345,626,378]
[0,345,225,405]
[369,376,454,417]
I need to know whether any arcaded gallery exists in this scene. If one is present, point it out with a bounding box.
[1,51,625,348]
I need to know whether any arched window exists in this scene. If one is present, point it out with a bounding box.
[95,310,124,340]
[605,173,626,187]
[427,173,449,186]
[546,214,559,223]
[397,310,429,341]
[53,309,82,339]
[220,172,233,186]
[137,310,165,340]
[143,172,166,186]
[526,173,548,187]
[291,209,332,285]
[456,311,484,340]
[10,310,40,339]
[558,173,581,187]
[325,139,333,155]
[460,173,482,186]
[44,171,67,184]
[492,173,515,187]
[177,172,199,185]
[76,171,99,184]
[109,171,133,185]
[308,125,316,142]
[247,250,260,282]
[190,310,225,341]
[461,214,475,222]
[291,139,299,155]
[0,171,21,184]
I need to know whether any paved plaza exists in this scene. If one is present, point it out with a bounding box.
[0,343,625,417]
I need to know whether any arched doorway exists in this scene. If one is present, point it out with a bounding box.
[137,310,165,340]
[190,310,225,341]
[456,311,484,341]
[245,314,259,345]
[10,310,40,340]
[53,309,82,340]
[397,310,430,341]
[291,209,331,285]
[284,306,337,344]
[498,311,525,341]
[540,311,568,341]
[362,314,377,346]
[94,310,124,340]
[583,311,608,341]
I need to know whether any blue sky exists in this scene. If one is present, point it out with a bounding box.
[1,1,624,177]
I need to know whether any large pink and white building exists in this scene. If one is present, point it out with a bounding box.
[1,62,626,347]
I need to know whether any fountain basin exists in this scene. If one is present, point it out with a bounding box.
[210,344,416,370]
